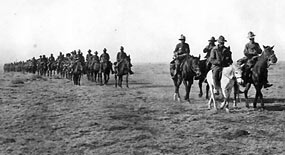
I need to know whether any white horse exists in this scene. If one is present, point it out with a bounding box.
[206,64,243,112]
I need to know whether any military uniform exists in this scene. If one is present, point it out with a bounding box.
[171,35,190,77]
[116,46,134,74]
[100,48,114,73]
[237,41,262,66]
[86,50,93,62]
[203,37,217,71]
[237,31,272,88]
[92,52,99,62]
[209,36,233,93]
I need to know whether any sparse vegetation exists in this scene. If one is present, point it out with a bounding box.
[0,63,284,154]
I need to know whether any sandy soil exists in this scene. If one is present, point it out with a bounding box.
[0,62,284,155]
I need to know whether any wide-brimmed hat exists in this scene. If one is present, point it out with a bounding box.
[88,49,91,53]
[103,48,107,52]
[120,46,124,50]
[208,36,217,42]
[247,31,255,39]
[179,34,186,40]
[94,51,98,54]
[217,35,227,43]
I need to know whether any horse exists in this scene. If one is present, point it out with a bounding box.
[47,61,57,77]
[195,59,210,99]
[56,60,65,78]
[171,55,201,103]
[99,61,112,85]
[90,60,100,82]
[39,61,47,76]
[241,45,277,109]
[207,63,243,112]
[72,61,83,85]
[114,55,132,88]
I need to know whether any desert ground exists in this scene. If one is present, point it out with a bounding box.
[0,62,284,155]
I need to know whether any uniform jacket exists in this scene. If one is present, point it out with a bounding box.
[117,51,127,62]
[100,53,110,62]
[244,41,262,59]
[203,43,215,59]
[173,42,190,57]
[209,45,233,69]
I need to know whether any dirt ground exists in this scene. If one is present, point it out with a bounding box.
[0,62,284,155]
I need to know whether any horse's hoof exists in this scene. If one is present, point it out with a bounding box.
[198,93,202,98]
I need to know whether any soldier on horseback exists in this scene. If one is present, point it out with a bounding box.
[171,34,190,78]
[48,54,55,65]
[203,36,217,71]
[209,36,233,95]
[92,51,99,62]
[100,48,114,74]
[237,31,272,88]
[86,49,93,63]
[116,46,134,74]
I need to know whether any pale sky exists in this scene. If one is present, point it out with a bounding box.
[0,0,284,64]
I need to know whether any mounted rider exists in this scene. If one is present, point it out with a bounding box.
[42,55,48,64]
[115,46,134,74]
[92,51,99,62]
[99,48,114,74]
[237,31,272,88]
[171,34,190,78]
[56,52,64,62]
[86,49,93,63]
[209,35,233,95]
[203,36,217,71]
[48,54,55,65]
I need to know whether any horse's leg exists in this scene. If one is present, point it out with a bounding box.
[119,76,122,88]
[126,74,129,88]
[172,76,182,102]
[78,74,80,85]
[115,75,118,87]
[244,83,251,108]
[99,73,103,85]
[253,85,261,109]
[198,79,203,97]
[259,88,264,109]
[208,84,215,110]
[183,80,191,103]
[73,74,76,85]
[206,83,209,99]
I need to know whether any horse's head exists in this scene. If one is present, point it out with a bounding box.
[190,55,201,77]
[233,64,243,84]
[262,45,278,65]
[127,55,131,63]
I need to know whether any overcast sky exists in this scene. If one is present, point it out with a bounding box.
[0,0,284,64]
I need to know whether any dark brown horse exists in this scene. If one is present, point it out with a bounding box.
[72,61,83,85]
[241,45,277,109]
[114,55,132,88]
[99,61,112,85]
[47,61,57,77]
[90,60,100,82]
[195,59,210,99]
[171,55,201,103]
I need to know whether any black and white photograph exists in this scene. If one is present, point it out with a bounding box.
[0,0,284,154]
